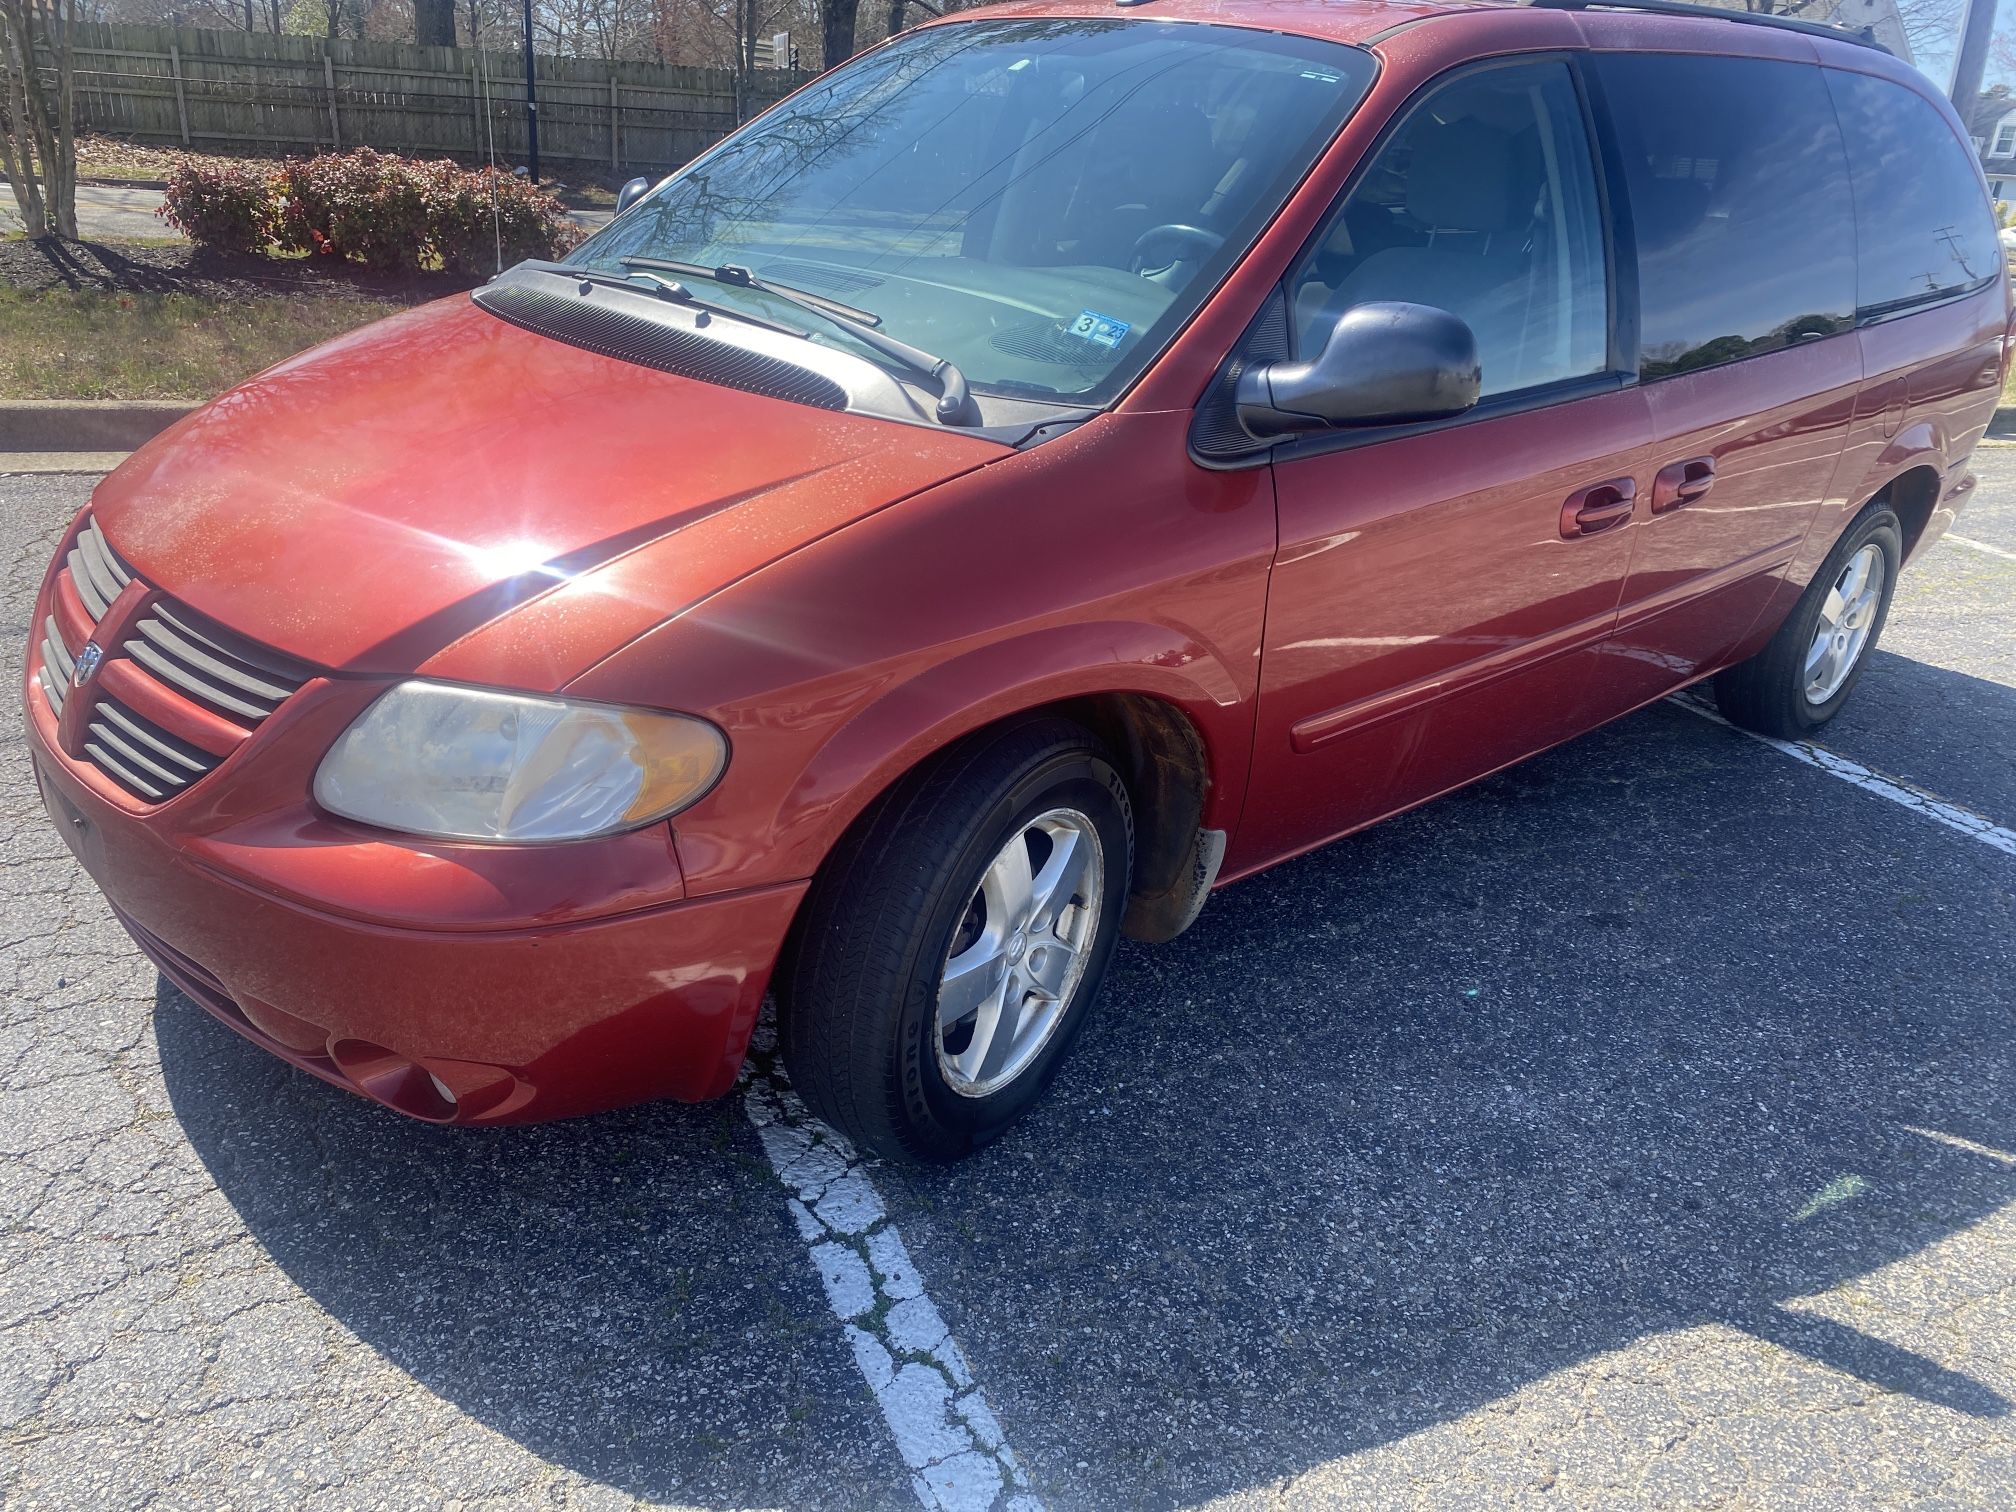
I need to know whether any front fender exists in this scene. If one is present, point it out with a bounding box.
[768,618,1249,877]
[565,410,1276,898]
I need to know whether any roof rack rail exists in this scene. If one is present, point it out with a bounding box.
[1525,0,1891,56]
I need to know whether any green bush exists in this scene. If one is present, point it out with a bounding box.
[164,148,580,273]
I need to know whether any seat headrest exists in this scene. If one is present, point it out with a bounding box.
[1405,118,1521,233]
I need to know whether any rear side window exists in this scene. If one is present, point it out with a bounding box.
[1288,61,1610,400]
[1597,54,1855,380]
[1824,68,2001,320]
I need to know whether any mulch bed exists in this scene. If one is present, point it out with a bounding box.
[0,237,482,305]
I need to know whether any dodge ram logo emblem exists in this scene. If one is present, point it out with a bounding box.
[72,641,104,688]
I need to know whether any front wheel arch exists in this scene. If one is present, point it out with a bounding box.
[777,688,1223,994]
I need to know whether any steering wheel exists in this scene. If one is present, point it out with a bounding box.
[1129,223,1225,277]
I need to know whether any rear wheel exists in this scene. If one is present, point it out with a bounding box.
[778,717,1132,1163]
[1714,504,1900,739]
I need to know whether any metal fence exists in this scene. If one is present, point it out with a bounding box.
[43,22,814,178]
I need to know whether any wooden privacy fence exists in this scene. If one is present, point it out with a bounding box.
[40,22,815,178]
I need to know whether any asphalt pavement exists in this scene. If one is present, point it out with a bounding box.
[2,446,2013,1509]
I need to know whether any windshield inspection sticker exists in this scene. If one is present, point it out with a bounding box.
[1068,310,1131,350]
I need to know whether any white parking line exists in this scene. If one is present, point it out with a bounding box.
[1945,534,2016,563]
[742,1056,1042,1512]
[1899,1124,2016,1166]
[1674,696,2016,858]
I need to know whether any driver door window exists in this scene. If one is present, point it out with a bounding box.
[1288,61,1609,400]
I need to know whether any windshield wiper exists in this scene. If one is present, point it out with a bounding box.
[621,256,976,424]
[546,263,810,340]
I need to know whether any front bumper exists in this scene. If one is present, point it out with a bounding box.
[29,725,804,1124]
[24,521,804,1125]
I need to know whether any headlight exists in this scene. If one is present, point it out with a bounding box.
[313,681,727,843]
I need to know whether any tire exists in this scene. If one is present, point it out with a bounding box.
[778,716,1134,1164]
[1713,502,1901,739]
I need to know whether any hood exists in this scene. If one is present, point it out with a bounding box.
[92,298,1006,678]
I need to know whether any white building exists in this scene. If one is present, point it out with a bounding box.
[1977,106,2016,207]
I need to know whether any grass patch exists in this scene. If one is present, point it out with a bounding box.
[0,288,397,400]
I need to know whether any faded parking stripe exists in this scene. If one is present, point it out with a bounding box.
[1945,533,2016,563]
[742,1055,1041,1512]
[1676,695,2016,858]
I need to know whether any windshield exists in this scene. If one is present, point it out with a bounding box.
[571,19,1376,407]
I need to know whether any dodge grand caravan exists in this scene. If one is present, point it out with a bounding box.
[26,0,2006,1161]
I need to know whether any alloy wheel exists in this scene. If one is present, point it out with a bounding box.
[1803,543,1885,706]
[935,808,1104,1098]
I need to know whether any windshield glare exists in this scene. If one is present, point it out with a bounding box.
[572,20,1376,406]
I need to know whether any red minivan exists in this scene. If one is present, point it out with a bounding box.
[26,0,2005,1161]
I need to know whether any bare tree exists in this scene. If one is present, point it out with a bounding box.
[1701,0,1962,61]
[415,0,456,44]
[1892,0,1964,61]
[881,0,937,45]
[1990,27,2016,81]
[818,0,855,68]
[0,0,78,241]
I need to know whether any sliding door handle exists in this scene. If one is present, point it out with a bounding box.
[1651,456,1717,514]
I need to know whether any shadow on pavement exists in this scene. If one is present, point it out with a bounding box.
[157,687,2016,1508]
[1820,649,2016,824]
[154,993,912,1508]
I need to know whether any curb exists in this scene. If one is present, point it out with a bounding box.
[0,452,131,475]
[0,400,197,453]
[1988,404,2016,442]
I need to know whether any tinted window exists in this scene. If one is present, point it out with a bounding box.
[1825,68,2001,319]
[575,21,1377,406]
[1289,61,1610,398]
[1598,55,1854,379]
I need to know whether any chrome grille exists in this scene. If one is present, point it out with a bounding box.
[32,513,315,805]
[37,614,73,716]
[65,516,132,619]
[83,695,222,801]
[127,602,305,725]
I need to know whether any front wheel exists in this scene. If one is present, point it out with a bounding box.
[1714,503,1901,739]
[778,717,1133,1164]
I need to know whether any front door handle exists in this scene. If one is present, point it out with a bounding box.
[1651,456,1716,514]
[1560,477,1637,538]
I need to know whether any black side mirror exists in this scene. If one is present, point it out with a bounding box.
[615,176,652,215]
[1236,301,1481,438]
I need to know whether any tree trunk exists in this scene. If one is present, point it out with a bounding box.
[883,0,938,46]
[50,0,75,239]
[0,13,47,240]
[0,0,73,240]
[415,0,457,47]
[733,0,755,119]
[822,0,858,70]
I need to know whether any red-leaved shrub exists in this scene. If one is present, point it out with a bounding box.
[158,160,273,254]
[165,148,580,273]
[427,163,585,274]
